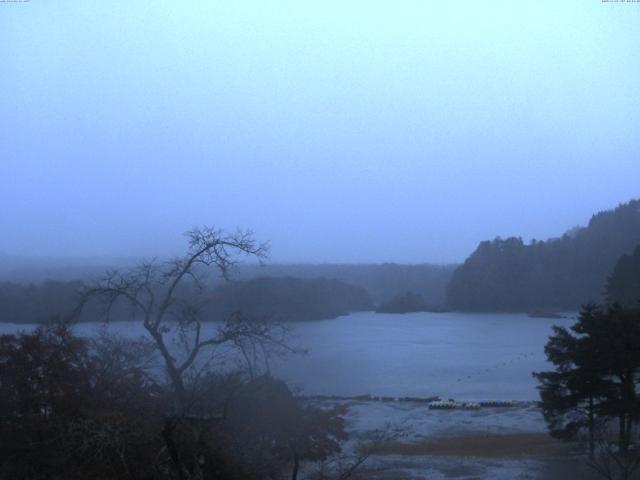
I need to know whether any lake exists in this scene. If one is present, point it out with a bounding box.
[0,311,574,401]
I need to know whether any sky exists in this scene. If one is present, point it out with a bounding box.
[1,1,639,264]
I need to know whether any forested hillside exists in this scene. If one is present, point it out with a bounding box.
[0,260,456,307]
[235,263,455,305]
[446,199,640,311]
[0,281,87,324]
[207,276,373,322]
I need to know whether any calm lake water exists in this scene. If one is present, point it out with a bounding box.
[0,311,574,401]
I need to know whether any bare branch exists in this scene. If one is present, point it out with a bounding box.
[79,226,287,418]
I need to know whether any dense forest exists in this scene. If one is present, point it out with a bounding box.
[446,199,640,311]
[375,291,448,314]
[0,276,372,324]
[0,260,455,306]
[207,277,373,322]
[0,280,88,324]
[234,263,455,305]
[0,262,453,322]
[376,292,426,314]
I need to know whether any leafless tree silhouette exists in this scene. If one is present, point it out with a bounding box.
[80,227,298,480]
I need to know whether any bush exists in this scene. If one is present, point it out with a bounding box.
[0,324,349,480]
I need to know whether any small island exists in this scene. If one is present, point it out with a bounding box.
[376,291,448,314]
[527,310,567,319]
[208,276,373,322]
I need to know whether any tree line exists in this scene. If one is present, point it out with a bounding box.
[0,258,456,308]
[446,199,640,311]
[0,276,372,324]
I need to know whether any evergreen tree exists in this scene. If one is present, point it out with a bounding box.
[533,304,610,455]
[534,304,640,453]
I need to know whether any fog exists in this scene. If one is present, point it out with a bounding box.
[3,4,640,479]
[2,1,639,263]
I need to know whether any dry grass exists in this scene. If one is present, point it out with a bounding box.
[372,432,568,458]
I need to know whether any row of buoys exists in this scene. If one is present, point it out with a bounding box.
[428,399,515,410]
[428,400,481,410]
[308,394,440,403]
[479,400,515,407]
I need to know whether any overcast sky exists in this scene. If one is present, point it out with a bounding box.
[1,1,639,263]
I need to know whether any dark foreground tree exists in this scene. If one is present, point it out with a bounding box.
[0,324,356,480]
[534,304,640,460]
[533,304,609,455]
[0,323,163,479]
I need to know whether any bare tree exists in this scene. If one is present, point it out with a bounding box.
[80,227,295,480]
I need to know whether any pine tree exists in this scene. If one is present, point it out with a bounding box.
[534,304,640,454]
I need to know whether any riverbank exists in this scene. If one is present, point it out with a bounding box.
[315,398,597,480]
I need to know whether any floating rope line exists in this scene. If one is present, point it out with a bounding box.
[454,351,537,383]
